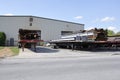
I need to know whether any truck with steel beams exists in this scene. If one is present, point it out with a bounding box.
[50,28,120,50]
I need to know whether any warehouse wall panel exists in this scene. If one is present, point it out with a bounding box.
[0,16,84,45]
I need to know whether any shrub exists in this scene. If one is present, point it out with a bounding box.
[0,32,6,46]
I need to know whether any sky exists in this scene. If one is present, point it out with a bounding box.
[0,0,120,32]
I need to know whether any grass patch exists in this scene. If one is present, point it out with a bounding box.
[0,47,19,57]
[0,46,4,50]
[10,47,19,56]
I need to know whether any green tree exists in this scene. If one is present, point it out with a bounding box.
[0,32,6,46]
[107,30,115,36]
[116,31,120,35]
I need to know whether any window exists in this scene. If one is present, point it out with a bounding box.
[61,31,73,35]
[29,17,33,22]
[29,23,32,26]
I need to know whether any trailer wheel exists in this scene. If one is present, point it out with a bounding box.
[51,44,58,49]
[18,43,21,48]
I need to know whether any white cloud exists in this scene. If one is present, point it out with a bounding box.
[107,26,118,33]
[107,26,116,30]
[3,13,13,16]
[74,16,83,19]
[101,17,115,22]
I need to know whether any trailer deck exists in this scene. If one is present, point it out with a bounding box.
[50,40,120,50]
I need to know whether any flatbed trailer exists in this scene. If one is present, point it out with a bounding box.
[50,40,120,51]
[18,29,41,51]
[18,40,42,51]
[50,28,120,51]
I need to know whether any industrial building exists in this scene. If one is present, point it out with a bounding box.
[0,16,84,46]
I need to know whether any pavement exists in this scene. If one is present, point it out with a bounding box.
[11,46,120,59]
[1,55,120,80]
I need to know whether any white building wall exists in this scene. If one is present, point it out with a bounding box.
[0,16,84,45]
[32,17,84,41]
[0,16,29,41]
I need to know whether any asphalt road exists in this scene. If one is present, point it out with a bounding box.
[0,56,120,80]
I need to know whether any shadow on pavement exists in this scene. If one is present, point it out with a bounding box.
[30,47,59,53]
[73,49,120,54]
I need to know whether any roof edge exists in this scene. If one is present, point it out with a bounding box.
[0,15,84,25]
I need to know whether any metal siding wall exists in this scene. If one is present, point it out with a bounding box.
[0,16,84,45]
[33,17,84,41]
[0,17,29,45]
